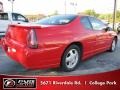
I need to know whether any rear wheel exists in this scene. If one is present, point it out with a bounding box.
[109,39,117,52]
[61,45,81,72]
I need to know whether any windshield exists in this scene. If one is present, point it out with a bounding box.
[0,13,8,20]
[35,15,77,25]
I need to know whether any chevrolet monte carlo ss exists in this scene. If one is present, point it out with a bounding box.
[2,15,118,71]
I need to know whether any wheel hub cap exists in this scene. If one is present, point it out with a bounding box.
[65,49,79,69]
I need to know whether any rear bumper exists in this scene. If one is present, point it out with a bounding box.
[2,38,60,69]
[2,38,28,68]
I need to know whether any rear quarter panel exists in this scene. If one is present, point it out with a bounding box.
[33,17,88,66]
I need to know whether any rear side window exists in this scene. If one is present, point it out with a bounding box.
[80,17,93,30]
[0,13,8,20]
[36,15,77,25]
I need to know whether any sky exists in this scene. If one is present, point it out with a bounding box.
[0,0,120,15]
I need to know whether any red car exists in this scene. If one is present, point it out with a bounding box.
[2,15,118,71]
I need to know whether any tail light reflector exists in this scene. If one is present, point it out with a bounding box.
[27,29,38,49]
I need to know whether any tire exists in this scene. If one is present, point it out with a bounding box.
[61,45,81,72]
[109,39,117,52]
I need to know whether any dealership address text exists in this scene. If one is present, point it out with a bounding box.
[40,80,117,86]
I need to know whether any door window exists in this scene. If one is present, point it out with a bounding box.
[12,13,26,22]
[0,13,8,20]
[89,17,106,30]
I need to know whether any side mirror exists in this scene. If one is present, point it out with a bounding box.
[104,27,112,32]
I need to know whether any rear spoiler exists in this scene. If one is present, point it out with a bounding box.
[9,23,42,29]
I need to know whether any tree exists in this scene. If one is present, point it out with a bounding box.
[48,10,59,16]
[116,10,120,22]
[99,14,112,22]
[84,9,99,17]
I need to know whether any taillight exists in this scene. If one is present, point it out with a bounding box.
[27,29,38,49]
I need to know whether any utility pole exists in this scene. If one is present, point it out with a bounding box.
[8,0,15,13]
[113,0,117,30]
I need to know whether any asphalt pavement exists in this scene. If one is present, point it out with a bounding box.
[0,36,120,76]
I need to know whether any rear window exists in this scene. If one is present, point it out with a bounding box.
[36,15,77,25]
[0,13,8,20]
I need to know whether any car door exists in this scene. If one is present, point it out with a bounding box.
[88,17,110,52]
[80,16,97,59]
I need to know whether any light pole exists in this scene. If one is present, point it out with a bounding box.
[113,0,117,30]
[8,0,15,13]
[64,0,67,14]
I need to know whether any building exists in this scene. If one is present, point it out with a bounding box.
[0,1,3,12]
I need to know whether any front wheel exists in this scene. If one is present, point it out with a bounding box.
[61,45,81,72]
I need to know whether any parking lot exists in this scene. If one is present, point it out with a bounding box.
[0,35,120,76]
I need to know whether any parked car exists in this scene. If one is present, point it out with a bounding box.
[0,12,29,39]
[2,15,118,72]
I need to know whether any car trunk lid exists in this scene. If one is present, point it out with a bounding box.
[6,24,42,45]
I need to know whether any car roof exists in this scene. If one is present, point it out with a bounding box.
[51,14,91,18]
[0,12,21,14]
[49,14,77,17]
